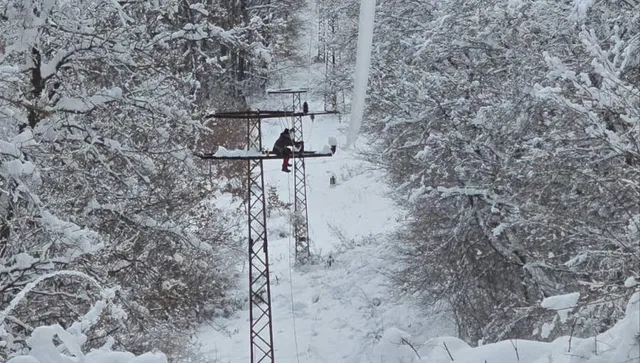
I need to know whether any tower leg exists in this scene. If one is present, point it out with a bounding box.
[291,93,311,264]
[247,117,275,363]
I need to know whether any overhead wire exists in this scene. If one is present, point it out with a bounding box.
[268,3,321,361]
[285,5,324,358]
[286,175,302,363]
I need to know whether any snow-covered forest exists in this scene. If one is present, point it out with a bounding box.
[1,0,638,362]
[364,0,640,344]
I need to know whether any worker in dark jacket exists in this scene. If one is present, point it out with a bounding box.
[272,128,303,173]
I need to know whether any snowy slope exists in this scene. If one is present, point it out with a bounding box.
[417,292,639,363]
[195,2,455,361]
[196,1,640,362]
[197,86,454,363]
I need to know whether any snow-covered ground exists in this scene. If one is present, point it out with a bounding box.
[195,2,455,362]
[197,110,456,362]
[195,2,639,363]
[197,62,455,363]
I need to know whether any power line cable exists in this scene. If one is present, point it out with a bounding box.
[286,175,302,363]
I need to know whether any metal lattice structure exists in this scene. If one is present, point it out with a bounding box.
[198,112,274,363]
[291,91,311,263]
[266,89,312,263]
[194,109,337,363]
[246,116,275,363]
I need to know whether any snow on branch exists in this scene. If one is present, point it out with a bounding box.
[435,186,517,208]
[2,271,166,363]
[40,44,93,80]
[54,87,122,113]
[189,3,209,16]
[0,253,40,275]
[540,292,580,323]
[0,270,103,323]
[538,31,640,160]
[1,130,40,180]
[131,215,212,251]
[39,211,104,256]
[570,0,596,21]
[151,23,238,47]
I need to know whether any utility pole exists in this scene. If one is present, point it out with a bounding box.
[195,109,336,363]
[267,88,313,263]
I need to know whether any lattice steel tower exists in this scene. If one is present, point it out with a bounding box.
[197,111,275,363]
[267,88,312,263]
[195,109,336,363]
[291,90,311,263]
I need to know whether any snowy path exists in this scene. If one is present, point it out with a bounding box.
[195,2,453,362]
[197,117,453,362]
[194,3,640,362]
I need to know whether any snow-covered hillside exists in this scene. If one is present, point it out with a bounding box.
[196,74,455,363]
[195,2,455,361]
[418,292,639,363]
[195,1,639,363]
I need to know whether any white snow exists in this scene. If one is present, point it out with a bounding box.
[214,146,264,157]
[6,312,167,363]
[3,159,36,176]
[436,186,515,207]
[369,327,417,362]
[540,321,555,339]
[421,338,550,363]
[103,138,122,152]
[189,3,209,16]
[192,3,640,363]
[173,253,185,264]
[346,0,377,147]
[564,252,589,267]
[39,211,104,256]
[417,295,639,363]
[0,140,20,157]
[0,253,38,274]
[0,65,20,74]
[492,222,508,237]
[570,0,596,21]
[55,87,123,112]
[13,253,37,270]
[320,144,332,153]
[266,88,309,93]
[12,129,37,147]
[627,214,640,240]
[541,292,580,323]
[195,7,454,360]
[624,277,637,288]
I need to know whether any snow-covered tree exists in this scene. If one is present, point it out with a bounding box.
[361,0,639,344]
[0,0,293,360]
[2,272,168,363]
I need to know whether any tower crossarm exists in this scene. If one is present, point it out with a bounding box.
[206,110,338,120]
[193,150,336,160]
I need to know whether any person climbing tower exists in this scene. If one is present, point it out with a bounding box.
[272,128,304,173]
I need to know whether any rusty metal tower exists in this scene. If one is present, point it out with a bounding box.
[195,109,336,363]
